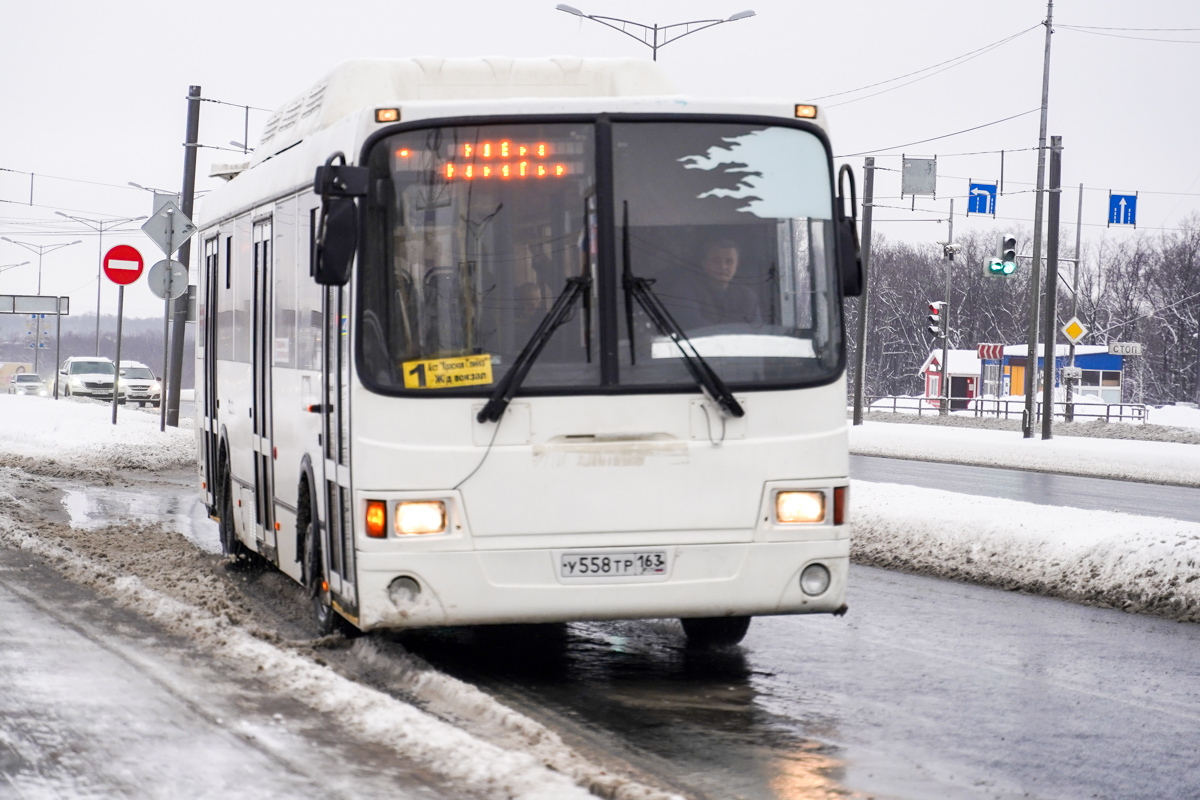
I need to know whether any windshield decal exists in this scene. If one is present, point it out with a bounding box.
[403,355,494,390]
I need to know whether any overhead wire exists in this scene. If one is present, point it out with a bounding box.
[1057,26,1200,44]
[835,108,1041,158]
[810,24,1040,102]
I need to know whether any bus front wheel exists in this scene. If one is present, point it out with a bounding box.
[218,469,249,564]
[680,616,752,648]
[299,485,338,637]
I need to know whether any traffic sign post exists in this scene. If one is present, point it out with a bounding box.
[1108,191,1137,227]
[141,202,195,431]
[102,244,144,426]
[967,180,997,216]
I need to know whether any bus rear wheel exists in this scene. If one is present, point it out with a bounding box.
[680,616,752,648]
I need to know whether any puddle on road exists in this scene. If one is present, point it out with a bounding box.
[393,620,861,800]
[60,482,220,554]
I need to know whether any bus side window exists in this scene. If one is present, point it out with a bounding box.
[273,198,298,368]
[234,216,254,364]
[297,206,324,370]
[217,234,235,361]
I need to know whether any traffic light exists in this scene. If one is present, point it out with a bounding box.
[926,301,946,338]
[987,235,1018,275]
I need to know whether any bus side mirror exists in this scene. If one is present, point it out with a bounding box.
[836,164,863,297]
[312,153,368,287]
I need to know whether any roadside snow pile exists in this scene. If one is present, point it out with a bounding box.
[0,395,192,476]
[853,481,1200,622]
[850,421,1200,486]
[1151,403,1200,430]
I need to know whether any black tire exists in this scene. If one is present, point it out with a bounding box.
[218,465,250,564]
[137,401,144,408]
[680,616,752,648]
[299,482,339,636]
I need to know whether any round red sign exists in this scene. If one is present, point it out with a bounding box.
[102,244,144,286]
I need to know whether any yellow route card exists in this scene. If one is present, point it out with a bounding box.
[402,354,494,389]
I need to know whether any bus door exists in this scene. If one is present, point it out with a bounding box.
[201,236,220,509]
[320,285,356,611]
[251,219,278,557]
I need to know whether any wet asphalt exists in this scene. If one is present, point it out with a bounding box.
[396,565,1200,800]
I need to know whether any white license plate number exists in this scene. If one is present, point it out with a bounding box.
[560,551,667,579]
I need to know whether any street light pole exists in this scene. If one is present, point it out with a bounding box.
[555,4,756,60]
[54,213,146,356]
[1,238,80,373]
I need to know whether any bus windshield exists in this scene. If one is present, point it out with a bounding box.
[359,119,841,395]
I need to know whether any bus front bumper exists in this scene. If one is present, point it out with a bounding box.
[354,539,849,630]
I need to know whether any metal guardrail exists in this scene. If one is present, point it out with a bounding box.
[862,396,1149,424]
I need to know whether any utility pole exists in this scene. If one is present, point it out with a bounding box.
[1023,0,1054,438]
[940,199,955,416]
[1066,183,1083,421]
[852,156,876,425]
[167,85,202,428]
[1041,136,1062,440]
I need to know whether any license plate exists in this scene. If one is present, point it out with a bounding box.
[560,551,668,579]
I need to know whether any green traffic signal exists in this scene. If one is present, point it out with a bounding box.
[986,236,1018,276]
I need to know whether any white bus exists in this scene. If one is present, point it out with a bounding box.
[195,58,862,646]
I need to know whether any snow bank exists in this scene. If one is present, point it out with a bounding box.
[853,481,1200,622]
[1151,403,1200,430]
[850,421,1200,487]
[0,395,193,476]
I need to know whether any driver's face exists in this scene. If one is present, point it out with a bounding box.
[703,246,739,286]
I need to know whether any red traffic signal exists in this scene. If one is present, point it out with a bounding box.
[926,301,946,338]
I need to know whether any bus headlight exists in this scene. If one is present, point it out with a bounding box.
[800,563,831,596]
[776,491,825,524]
[395,501,446,535]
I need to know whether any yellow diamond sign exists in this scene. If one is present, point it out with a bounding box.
[1062,316,1088,344]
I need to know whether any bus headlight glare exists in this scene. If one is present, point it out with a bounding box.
[776,491,825,524]
[395,501,446,535]
[800,563,831,596]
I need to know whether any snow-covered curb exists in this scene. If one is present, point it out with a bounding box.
[853,481,1200,622]
[850,421,1200,487]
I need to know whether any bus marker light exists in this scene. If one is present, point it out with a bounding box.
[800,563,831,596]
[396,501,446,535]
[794,104,818,119]
[776,491,825,524]
[366,500,387,538]
[375,108,400,123]
[834,486,847,525]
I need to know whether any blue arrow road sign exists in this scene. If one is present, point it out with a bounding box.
[1109,193,1137,226]
[968,182,997,215]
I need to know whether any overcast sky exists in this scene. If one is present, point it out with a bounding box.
[2,0,1197,318]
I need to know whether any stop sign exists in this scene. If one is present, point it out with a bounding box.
[103,244,144,286]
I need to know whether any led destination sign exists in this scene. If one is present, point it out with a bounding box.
[396,140,571,181]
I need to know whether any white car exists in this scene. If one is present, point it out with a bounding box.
[118,360,161,408]
[58,357,121,401]
[7,373,49,397]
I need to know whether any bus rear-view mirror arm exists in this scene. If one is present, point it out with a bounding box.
[312,152,369,286]
[836,164,863,297]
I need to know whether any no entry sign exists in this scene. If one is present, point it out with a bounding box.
[103,244,144,285]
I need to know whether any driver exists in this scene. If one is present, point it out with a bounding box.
[661,239,761,331]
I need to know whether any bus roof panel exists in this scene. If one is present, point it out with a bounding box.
[255,57,675,162]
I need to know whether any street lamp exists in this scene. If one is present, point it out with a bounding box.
[555,4,756,60]
[0,260,31,276]
[54,212,146,356]
[1,238,81,372]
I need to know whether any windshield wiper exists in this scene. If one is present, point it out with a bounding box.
[621,201,744,419]
[476,270,592,424]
